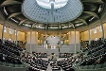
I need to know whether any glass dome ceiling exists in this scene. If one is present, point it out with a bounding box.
[36,0,68,9]
[0,0,105,30]
[22,0,83,24]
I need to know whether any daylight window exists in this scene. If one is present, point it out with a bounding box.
[9,28,13,34]
[94,28,97,34]
[99,25,102,32]
[4,26,7,32]
[15,30,18,35]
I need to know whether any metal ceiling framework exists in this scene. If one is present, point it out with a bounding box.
[22,0,83,24]
[0,0,106,31]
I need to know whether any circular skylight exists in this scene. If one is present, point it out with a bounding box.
[36,0,69,9]
[22,0,83,24]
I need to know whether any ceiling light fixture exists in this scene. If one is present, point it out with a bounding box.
[36,0,68,9]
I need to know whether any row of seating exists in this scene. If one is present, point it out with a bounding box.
[57,54,82,71]
[78,62,106,69]
[59,53,73,58]
[21,51,49,71]
[0,39,49,71]
[87,44,105,55]
[79,38,106,69]
[48,38,106,71]
[32,52,47,58]
[0,39,23,65]
[82,38,104,52]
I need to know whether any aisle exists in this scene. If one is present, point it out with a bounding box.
[46,63,52,71]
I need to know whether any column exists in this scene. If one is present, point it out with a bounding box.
[1,21,5,43]
[35,31,38,46]
[99,19,104,40]
[26,31,37,52]
[58,31,61,52]
[69,31,77,53]
[15,28,18,46]
[30,29,32,53]
[70,30,81,53]
[88,26,91,45]
[74,29,77,53]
